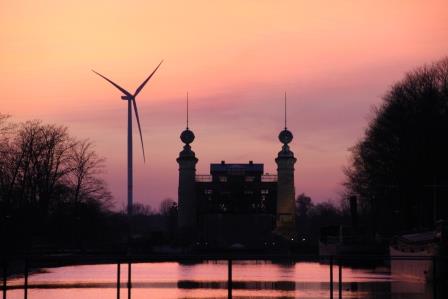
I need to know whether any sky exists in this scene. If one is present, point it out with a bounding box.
[1,1,447,210]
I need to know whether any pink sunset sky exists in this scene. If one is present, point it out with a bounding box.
[1,1,447,209]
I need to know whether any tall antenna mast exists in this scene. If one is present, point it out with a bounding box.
[284,91,287,129]
[186,92,189,129]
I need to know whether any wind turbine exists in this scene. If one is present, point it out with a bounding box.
[92,60,163,217]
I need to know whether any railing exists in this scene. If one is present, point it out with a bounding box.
[1,254,445,299]
[195,174,277,182]
[195,175,212,182]
[261,174,277,182]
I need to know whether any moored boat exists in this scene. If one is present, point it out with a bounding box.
[389,221,447,282]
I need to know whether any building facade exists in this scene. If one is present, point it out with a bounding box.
[177,124,297,247]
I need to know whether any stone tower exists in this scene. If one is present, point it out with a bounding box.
[177,95,198,235]
[177,128,198,234]
[275,97,297,239]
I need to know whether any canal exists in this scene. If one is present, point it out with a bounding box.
[4,260,437,299]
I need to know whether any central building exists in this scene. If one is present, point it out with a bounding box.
[177,116,297,248]
[196,161,278,247]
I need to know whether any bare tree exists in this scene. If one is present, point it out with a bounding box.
[67,139,111,208]
[1,116,117,250]
[296,193,313,217]
[0,114,14,137]
[0,118,112,211]
[7,121,75,211]
[0,114,15,204]
[132,202,155,216]
[159,198,176,216]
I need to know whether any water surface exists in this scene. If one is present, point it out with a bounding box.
[6,261,434,299]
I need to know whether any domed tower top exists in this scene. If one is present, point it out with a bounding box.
[279,129,293,145]
[178,92,197,158]
[181,128,195,144]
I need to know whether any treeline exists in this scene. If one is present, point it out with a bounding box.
[344,57,448,237]
[295,193,350,247]
[0,115,176,254]
[296,58,448,247]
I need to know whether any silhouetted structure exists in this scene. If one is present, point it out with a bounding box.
[177,95,297,248]
[176,127,198,235]
[195,161,278,247]
[275,126,297,238]
[92,61,162,217]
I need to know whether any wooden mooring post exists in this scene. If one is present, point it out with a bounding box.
[127,262,131,299]
[228,259,232,299]
[433,256,437,299]
[2,261,6,299]
[338,261,342,299]
[24,259,28,299]
[117,263,121,299]
[329,257,334,299]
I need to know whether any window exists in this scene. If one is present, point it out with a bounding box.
[245,176,255,182]
[219,203,227,212]
[219,176,227,182]
[204,189,213,195]
[261,189,269,194]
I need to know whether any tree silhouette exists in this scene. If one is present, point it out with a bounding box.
[159,198,176,216]
[296,193,313,217]
[0,117,112,252]
[295,193,347,245]
[344,57,448,236]
[68,139,112,207]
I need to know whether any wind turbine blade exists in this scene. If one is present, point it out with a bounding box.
[92,70,133,98]
[133,60,163,98]
[132,98,146,162]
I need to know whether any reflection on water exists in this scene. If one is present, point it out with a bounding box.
[6,261,437,299]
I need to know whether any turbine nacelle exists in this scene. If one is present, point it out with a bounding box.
[121,95,133,100]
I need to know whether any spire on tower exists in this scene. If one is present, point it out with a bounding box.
[279,92,293,145]
[186,91,189,129]
[284,91,287,129]
[180,92,195,145]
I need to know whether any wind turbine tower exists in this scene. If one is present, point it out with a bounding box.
[92,61,163,217]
